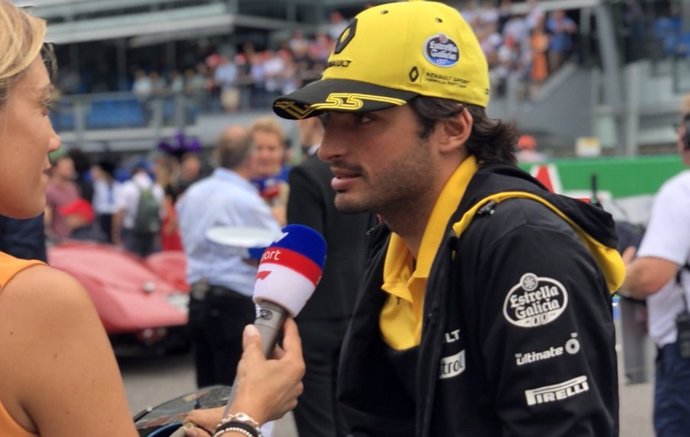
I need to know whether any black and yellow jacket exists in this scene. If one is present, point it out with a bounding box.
[337,163,623,437]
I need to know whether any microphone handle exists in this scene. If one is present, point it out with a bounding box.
[223,300,289,416]
[254,300,290,357]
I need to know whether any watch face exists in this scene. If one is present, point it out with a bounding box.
[219,412,262,429]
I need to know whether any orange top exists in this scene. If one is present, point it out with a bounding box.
[0,251,44,437]
[0,403,36,437]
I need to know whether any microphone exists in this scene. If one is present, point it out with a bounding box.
[251,223,326,355]
[223,224,326,414]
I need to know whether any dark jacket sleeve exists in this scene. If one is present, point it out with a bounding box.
[286,161,326,235]
[0,214,48,262]
[462,199,617,436]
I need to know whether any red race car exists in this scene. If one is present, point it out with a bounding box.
[48,241,190,356]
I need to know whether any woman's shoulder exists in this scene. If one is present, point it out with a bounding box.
[0,264,136,437]
[0,253,43,289]
[1,263,95,318]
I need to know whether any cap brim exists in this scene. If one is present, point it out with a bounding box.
[273,78,417,120]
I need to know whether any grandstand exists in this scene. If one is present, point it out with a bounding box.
[19,0,690,157]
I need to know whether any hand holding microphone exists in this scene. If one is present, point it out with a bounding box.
[230,319,304,424]
[250,224,327,356]
[181,224,326,437]
[183,320,306,437]
[222,224,326,434]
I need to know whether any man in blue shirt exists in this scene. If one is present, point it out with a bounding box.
[177,124,280,387]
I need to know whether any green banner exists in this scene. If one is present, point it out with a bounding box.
[519,154,686,224]
[520,154,685,198]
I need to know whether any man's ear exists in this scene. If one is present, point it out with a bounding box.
[438,109,472,154]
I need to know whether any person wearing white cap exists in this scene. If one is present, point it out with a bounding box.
[273,1,625,436]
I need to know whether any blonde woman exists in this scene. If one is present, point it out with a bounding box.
[0,2,303,436]
[249,116,291,226]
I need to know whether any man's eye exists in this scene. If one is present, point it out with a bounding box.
[354,113,372,125]
[319,113,329,128]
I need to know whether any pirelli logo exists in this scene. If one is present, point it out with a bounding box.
[524,375,589,406]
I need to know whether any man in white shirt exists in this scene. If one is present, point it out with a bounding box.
[622,111,690,437]
[176,125,280,387]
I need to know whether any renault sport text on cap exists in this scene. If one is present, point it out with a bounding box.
[273,0,490,120]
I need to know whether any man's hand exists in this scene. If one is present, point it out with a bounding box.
[622,247,679,299]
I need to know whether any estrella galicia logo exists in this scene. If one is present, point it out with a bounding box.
[423,33,459,67]
[334,18,357,54]
[503,273,568,328]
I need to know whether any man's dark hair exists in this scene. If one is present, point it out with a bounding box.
[410,96,519,165]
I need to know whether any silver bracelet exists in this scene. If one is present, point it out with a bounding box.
[213,426,254,437]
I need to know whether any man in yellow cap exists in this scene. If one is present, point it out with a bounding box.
[274,1,624,436]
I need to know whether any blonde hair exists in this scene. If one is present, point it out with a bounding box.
[0,0,47,106]
[250,116,286,145]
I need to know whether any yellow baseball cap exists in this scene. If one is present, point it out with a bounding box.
[273,0,490,120]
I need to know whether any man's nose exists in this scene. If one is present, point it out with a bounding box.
[317,129,344,163]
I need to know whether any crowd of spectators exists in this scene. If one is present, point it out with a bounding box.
[136,1,580,109]
[461,0,577,99]
[127,10,348,115]
[136,33,332,110]
[56,1,581,115]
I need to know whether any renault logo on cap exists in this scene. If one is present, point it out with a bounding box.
[334,19,357,54]
[409,66,419,82]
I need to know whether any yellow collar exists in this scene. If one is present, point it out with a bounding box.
[383,155,479,297]
[380,156,479,349]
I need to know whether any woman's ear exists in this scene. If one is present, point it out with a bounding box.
[438,108,473,154]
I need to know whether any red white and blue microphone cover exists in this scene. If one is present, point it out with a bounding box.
[253,224,327,317]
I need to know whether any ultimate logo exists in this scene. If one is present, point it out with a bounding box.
[503,273,568,328]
